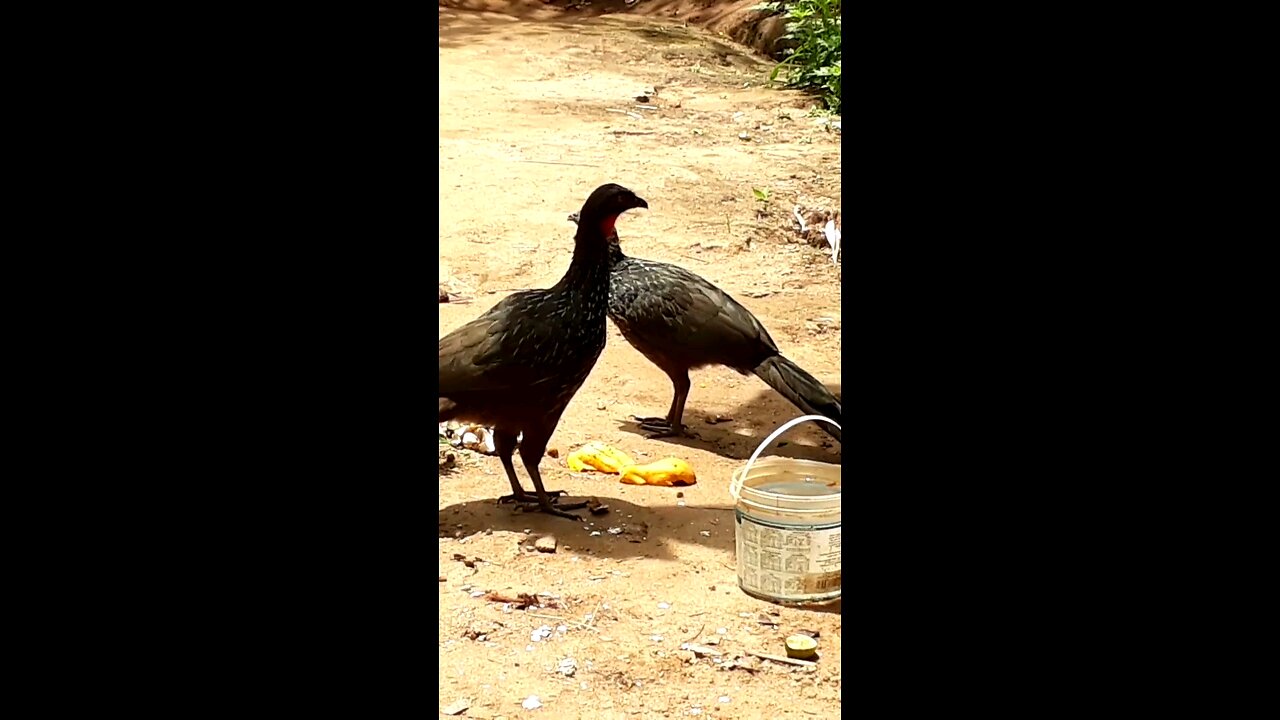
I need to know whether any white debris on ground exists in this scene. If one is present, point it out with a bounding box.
[439,421,522,455]
[823,217,841,264]
[792,204,842,263]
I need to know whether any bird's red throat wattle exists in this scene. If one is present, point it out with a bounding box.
[599,215,618,237]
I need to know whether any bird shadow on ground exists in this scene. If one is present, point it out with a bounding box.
[439,458,845,615]
[615,383,842,463]
[439,495,740,560]
[439,493,844,615]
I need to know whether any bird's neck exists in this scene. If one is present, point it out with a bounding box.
[554,224,613,291]
[607,236,626,265]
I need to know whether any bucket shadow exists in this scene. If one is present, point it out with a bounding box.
[790,597,841,616]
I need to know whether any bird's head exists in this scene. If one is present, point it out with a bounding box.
[575,183,647,239]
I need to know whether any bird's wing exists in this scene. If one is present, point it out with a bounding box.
[438,290,580,395]
[610,258,780,360]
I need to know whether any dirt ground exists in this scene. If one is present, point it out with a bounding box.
[438,3,842,718]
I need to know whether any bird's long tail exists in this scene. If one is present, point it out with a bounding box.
[752,356,842,442]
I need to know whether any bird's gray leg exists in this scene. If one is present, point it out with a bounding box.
[493,429,539,504]
[516,430,586,519]
[639,372,692,438]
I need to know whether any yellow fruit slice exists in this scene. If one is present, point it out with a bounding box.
[618,457,697,486]
[785,634,818,659]
[565,442,636,474]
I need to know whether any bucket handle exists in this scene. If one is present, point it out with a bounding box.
[729,414,842,500]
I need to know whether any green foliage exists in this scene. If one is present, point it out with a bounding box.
[757,0,841,113]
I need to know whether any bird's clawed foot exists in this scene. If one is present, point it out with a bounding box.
[526,494,588,511]
[531,499,586,520]
[518,495,588,520]
[498,489,564,504]
[635,416,690,439]
[498,490,587,520]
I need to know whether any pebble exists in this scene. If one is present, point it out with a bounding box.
[522,695,543,710]
[657,602,670,609]
[535,536,558,553]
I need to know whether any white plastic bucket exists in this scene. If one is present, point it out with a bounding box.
[729,414,842,605]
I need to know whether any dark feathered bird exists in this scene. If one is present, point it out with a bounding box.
[439,184,648,520]
[568,212,841,443]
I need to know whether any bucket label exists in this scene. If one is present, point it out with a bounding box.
[736,517,841,600]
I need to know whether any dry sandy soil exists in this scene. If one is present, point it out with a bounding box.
[438,3,842,718]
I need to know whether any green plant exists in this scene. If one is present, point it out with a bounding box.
[757,0,841,113]
[752,187,772,219]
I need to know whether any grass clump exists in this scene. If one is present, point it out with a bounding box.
[758,0,841,113]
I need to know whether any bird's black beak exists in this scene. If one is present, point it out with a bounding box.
[632,196,649,210]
